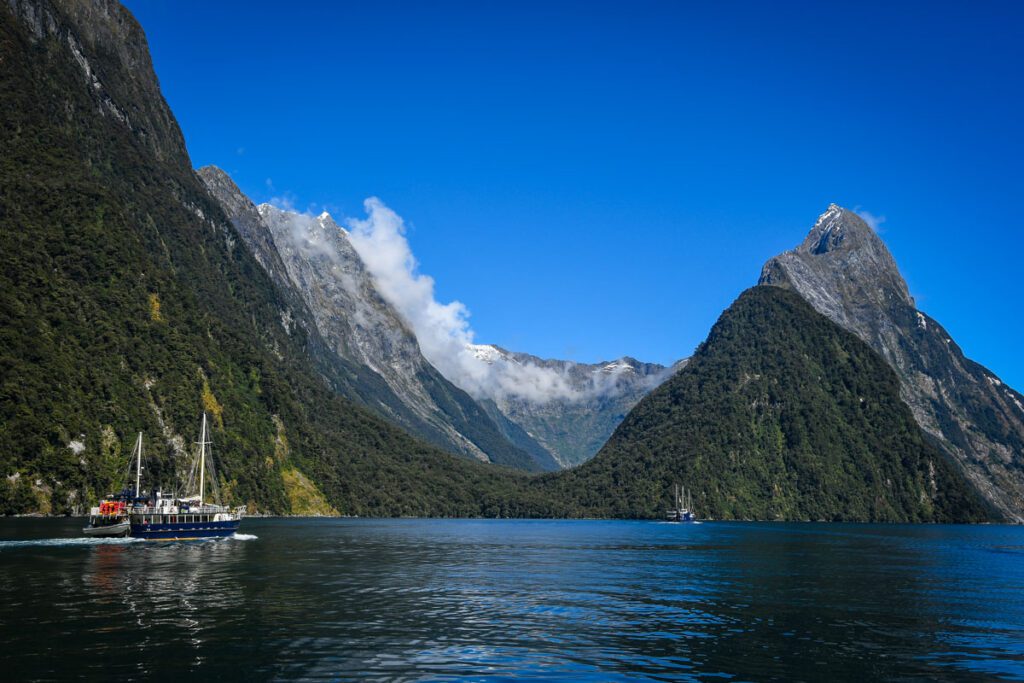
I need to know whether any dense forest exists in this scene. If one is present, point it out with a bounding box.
[0,1,535,517]
[540,287,993,522]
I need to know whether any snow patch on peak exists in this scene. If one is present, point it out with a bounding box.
[597,360,637,375]
[817,203,845,225]
[467,344,512,365]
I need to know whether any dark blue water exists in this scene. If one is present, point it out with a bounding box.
[1,519,1023,681]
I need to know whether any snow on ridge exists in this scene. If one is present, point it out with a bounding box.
[596,360,637,374]
[467,344,513,365]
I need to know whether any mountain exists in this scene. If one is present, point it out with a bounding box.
[199,163,674,472]
[545,287,993,522]
[0,0,534,515]
[760,204,1024,521]
[198,167,552,472]
[467,345,684,467]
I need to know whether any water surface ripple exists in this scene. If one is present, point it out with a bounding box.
[1,519,1022,681]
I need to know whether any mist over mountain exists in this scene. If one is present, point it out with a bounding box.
[203,186,679,469]
[468,345,685,467]
[337,197,683,465]
[198,167,552,471]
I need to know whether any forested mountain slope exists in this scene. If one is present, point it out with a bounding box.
[544,287,993,522]
[0,0,533,515]
[761,204,1024,521]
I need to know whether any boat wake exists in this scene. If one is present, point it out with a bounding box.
[231,533,258,541]
[0,536,144,550]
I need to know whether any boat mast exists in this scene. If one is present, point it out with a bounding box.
[135,431,142,497]
[199,412,207,507]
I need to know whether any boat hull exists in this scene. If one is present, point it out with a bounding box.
[130,519,240,540]
[83,520,131,537]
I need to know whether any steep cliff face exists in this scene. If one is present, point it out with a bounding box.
[5,0,189,167]
[760,204,1024,520]
[547,287,993,522]
[0,0,534,515]
[467,345,684,467]
[198,168,550,471]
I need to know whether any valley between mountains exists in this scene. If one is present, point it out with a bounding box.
[2,0,1022,522]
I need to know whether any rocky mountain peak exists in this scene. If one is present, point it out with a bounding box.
[759,204,913,325]
[800,203,875,255]
[759,205,1024,521]
[197,165,245,214]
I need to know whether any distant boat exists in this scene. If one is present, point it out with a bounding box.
[666,484,697,523]
[128,413,245,540]
[83,432,146,537]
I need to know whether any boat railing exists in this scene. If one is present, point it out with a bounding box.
[126,503,246,517]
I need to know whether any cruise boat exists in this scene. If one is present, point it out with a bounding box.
[666,483,697,522]
[83,432,146,537]
[128,413,245,540]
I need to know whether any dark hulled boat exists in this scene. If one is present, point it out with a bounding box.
[128,413,245,540]
[83,414,244,540]
[666,484,697,523]
[83,432,146,537]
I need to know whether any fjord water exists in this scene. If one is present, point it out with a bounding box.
[1,520,1023,681]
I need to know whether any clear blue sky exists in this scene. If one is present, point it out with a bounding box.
[125,0,1024,388]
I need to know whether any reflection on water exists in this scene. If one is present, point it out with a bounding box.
[2,519,1023,681]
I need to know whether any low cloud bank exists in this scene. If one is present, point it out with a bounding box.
[345,198,583,403]
[264,196,649,404]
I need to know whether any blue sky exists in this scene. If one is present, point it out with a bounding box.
[125,0,1024,388]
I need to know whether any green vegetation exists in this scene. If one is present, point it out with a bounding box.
[0,4,997,522]
[0,6,532,517]
[540,287,993,522]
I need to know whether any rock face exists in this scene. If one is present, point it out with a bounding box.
[5,0,189,167]
[467,345,684,467]
[760,204,1024,520]
[551,287,993,522]
[199,168,550,471]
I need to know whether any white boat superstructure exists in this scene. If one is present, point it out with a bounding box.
[666,483,697,522]
[127,413,245,540]
[83,414,245,540]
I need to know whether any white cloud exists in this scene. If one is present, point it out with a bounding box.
[855,208,886,233]
[344,198,582,403]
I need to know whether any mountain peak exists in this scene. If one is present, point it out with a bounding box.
[798,203,875,256]
[759,204,913,325]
